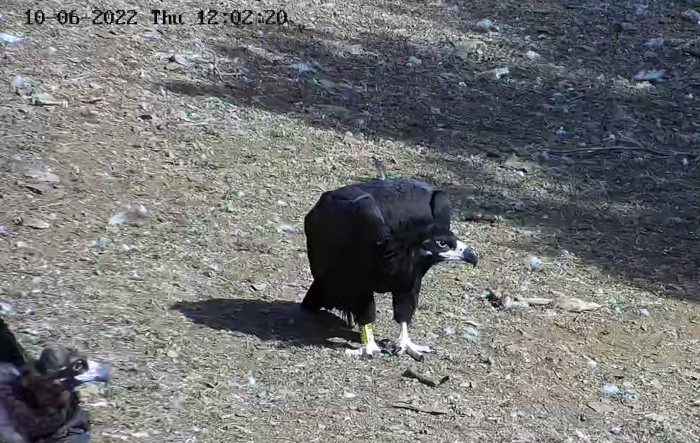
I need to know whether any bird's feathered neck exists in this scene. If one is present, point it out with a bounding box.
[381,222,437,283]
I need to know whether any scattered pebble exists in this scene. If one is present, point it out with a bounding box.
[519,281,531,292]
[555,126,568,137]
[602,383,620,397]
[20,216,50,230]
[644,413,666,423]
[289,62,316,73]
[610,425,623,435]
[343,390,357,399]
[126,270,142,281]
[587,360,598,370]
[247,375,257,387]
[166,349,179,358]
[0,33,22,45]
[633,69,664,82]
[575,429,590,442]
[0,302,14,315]
[465,326,480,338]
[487,67,509,79]
[475,18,494,32]
[645,37,664,49]
[109,205,150,226]
[524,50,541,61]
[343,131,362,145]
[681,9,700,24]
[24,168,60,184]
[637,308,650,317]
[528,256,543,271]
[444,327,455,336]
[122,244,139,254]
[407,56,422,66]
[278,224,295,234]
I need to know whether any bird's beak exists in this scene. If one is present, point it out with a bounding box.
[439,240,478,267]
[74,359,110,384]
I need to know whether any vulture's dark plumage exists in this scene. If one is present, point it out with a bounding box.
[0,317,110,443]
[302,178,478,358]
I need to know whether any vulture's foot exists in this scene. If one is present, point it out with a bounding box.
[345,340,382,358]
[396,322,436,359]
[397,337,435,356]
[345,323,381,358]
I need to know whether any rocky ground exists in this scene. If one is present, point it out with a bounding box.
[1,0,699,442]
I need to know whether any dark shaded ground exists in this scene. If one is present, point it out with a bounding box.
[164,0,700,301]
[172,299,358,348]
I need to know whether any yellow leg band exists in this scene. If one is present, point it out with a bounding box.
[360,324,374,345]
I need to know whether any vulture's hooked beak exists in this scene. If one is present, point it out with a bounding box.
[439,240,478,267]
[74,359,111,385]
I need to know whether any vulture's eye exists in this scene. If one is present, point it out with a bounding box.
[435,240,448,249]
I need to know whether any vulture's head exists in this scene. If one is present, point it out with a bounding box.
[418,224,478,267]
[31,346,110,389]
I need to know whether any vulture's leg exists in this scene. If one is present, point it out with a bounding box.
[396,321,434,355]
[392,281,435,356]
[345,323,381,357]
[345,294,381,358]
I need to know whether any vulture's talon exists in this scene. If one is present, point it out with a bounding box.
[398,340,435,356]
[345,341,382,358]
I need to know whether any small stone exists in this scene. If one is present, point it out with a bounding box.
[22,217,50,229]
[251,283,268,291]
[166,349,179,358]
[166,62,183,71]
[343,390,356,399]
[444,327,455,336]
[610,425,622,435]
[475,18,494,32]
[126,270,142,281]
[519,281,531,292]
[31,92,63,106]
[645,37,664,49]
[343,131,362,145]
[681,9,700,24]
[465,326,480,338]
[24,168,60,183]
[587,360,598,370]
[528,256,543,271]
[644,413,666,423]
[487,67,509,79]
[575,429,590,442]
[278,224,295,234]
[407,56,422,66]
[0,302,14,315]
[602,383,620,397]
[637,308,650,317]
[525,50,541,61]
[122,245,138,254]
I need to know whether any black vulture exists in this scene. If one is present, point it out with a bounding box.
[0,317,110,443]
[301,178,478,358]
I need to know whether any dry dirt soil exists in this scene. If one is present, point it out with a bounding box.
[1,0,700,442]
